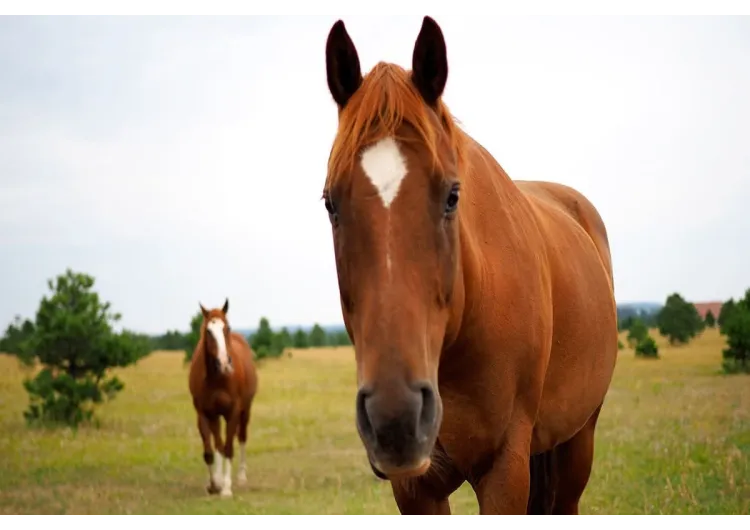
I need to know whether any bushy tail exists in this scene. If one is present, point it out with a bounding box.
[526,448,558,514]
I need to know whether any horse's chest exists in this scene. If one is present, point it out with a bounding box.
[202,389,234,415]
[435,383,515,471]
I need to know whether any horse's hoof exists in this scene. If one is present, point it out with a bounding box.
[220,488,233,498]
[206,482,222,495]
[237,472,247,486]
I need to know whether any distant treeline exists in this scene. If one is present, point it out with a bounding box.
[617,304,661,330]
[4,268,746,430]
[146,304,664,357]
[147,314,353,363]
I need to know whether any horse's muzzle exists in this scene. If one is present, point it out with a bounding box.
[356,380,440,479]
[368,458,388,480]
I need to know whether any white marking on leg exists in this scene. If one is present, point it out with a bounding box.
[207,319,232,374]
[360,136,408,209]
[237,442,247,485]
[211,450,223,489]
[220,456,233,497]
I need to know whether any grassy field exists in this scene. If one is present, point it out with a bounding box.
[0,328,748,515]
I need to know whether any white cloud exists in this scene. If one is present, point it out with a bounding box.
[1,16,748,333]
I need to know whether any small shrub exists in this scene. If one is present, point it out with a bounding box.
[253,344,271,361]
[4,269,150,428]
[635,335,659,359]
[626,318,648,347]
[250,317,286,361]
[657,293,704,346]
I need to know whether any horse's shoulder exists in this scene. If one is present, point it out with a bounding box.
[515,180,579,214]
[515,179,613,283]
[516,181,606,236]
[229,332,256,367]
[230,332,251,352]
[229,330,245,341]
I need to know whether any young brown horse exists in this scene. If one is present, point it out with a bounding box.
[188,299,258,497]
[321,17,618,514]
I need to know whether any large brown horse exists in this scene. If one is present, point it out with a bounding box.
[188,299,258,497]
[321,17,618,514]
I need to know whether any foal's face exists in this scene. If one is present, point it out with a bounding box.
[324,18,460,480]
[201,300,233,376]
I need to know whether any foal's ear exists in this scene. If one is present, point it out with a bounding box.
[411,16,448,107]
[222,298,229,315]
[199,303,209,319]
[325,19,362,109]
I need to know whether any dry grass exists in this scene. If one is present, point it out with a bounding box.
[0,329,747,514]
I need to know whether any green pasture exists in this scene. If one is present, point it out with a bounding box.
[0,328,747,514]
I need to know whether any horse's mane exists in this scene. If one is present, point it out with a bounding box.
[194,313,219,359]
[325,62,469,189]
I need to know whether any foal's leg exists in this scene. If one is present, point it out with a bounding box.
[198,414,222,495]
[219,409,241,497]
[236,406,251,486]
[550,405,603,515]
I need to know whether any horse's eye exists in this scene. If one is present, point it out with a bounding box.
[445,184,460,216]
[324,194,339,226]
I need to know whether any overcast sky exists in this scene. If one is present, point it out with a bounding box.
[1,16,748,334]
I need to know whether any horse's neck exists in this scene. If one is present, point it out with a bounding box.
[464,135,519,195]
[199,338,220,379]
[202,339,235,382]
[450,134,531,336]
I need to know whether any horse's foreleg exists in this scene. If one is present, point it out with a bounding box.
[470,426,533,515]
[219,410,240,497]
[237,406,251,485]
[198,414,222,495]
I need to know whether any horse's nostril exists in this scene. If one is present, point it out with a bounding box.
[416,383,437,440]
[356,386,374,442]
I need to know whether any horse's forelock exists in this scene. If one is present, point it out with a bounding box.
[325,62,467,191]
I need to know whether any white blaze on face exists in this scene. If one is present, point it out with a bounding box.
[361,136,408,275]
[207,318,231,373]
[360,136,408,209]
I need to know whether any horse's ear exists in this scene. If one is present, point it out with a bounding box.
[411,16,448,107]
[199,303,209,319]
[222,298,229,315]
[325,19,362,109]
